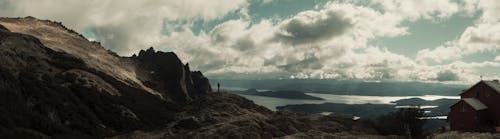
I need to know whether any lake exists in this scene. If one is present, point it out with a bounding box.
[225,88,459,111]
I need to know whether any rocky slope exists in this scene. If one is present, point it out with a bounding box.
[0,17,395,139]
[111,93,399,139]
[0,17,210,138]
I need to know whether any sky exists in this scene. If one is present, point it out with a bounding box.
[1,0,500,84]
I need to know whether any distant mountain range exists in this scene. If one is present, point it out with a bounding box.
[212,79,469,96]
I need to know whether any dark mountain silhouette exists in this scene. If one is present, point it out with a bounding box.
[0,17,397,138]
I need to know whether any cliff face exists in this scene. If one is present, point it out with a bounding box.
[133,47,211,104]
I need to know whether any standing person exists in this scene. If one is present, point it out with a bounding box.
[217,82,220,94]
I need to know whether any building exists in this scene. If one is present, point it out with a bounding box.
[448,80,500,132]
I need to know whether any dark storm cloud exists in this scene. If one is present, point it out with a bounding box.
[272,11,352,45]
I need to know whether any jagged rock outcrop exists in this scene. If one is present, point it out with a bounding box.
[134,47,192,103]
[189,71,212,98]
[133,47,211,104]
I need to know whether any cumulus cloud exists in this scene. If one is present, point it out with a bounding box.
[416,0,500,63]
[470,0,500,22]
[277,53,324,72]
[416,43,463,63]
[232,36,256,51]
[206,3,411,77]
[371,0,460,20]
[272,10,353,45]
[157,1,492,84]
[495,56,500,61]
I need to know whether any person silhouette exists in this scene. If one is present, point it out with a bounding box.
[217,82,220,93]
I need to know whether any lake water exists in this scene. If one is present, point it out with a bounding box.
[229,89,459,111]
[238,93,459,111]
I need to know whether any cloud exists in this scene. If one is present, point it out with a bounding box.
[495,56,500,61]
[272,10,353,45]
[209,3,409,77]
[416,19,500,63]
[232,36,256,51]
[470,0,500,22]
[210,20,251,45]
[371,0,460,21]
[435,70,460,81]
[416,44,463,63]
[276,53,324,72]
[154,1,492,84]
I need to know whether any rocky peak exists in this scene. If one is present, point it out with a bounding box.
[133,47,211,104]
[138,47,155,57]
[189,70,212,96]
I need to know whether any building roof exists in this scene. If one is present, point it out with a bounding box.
[462,98,488,110]
[460,80,500,96]
[483,80,500,94]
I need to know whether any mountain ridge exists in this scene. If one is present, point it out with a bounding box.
[0,16,164,98]
[0,17,210,137]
